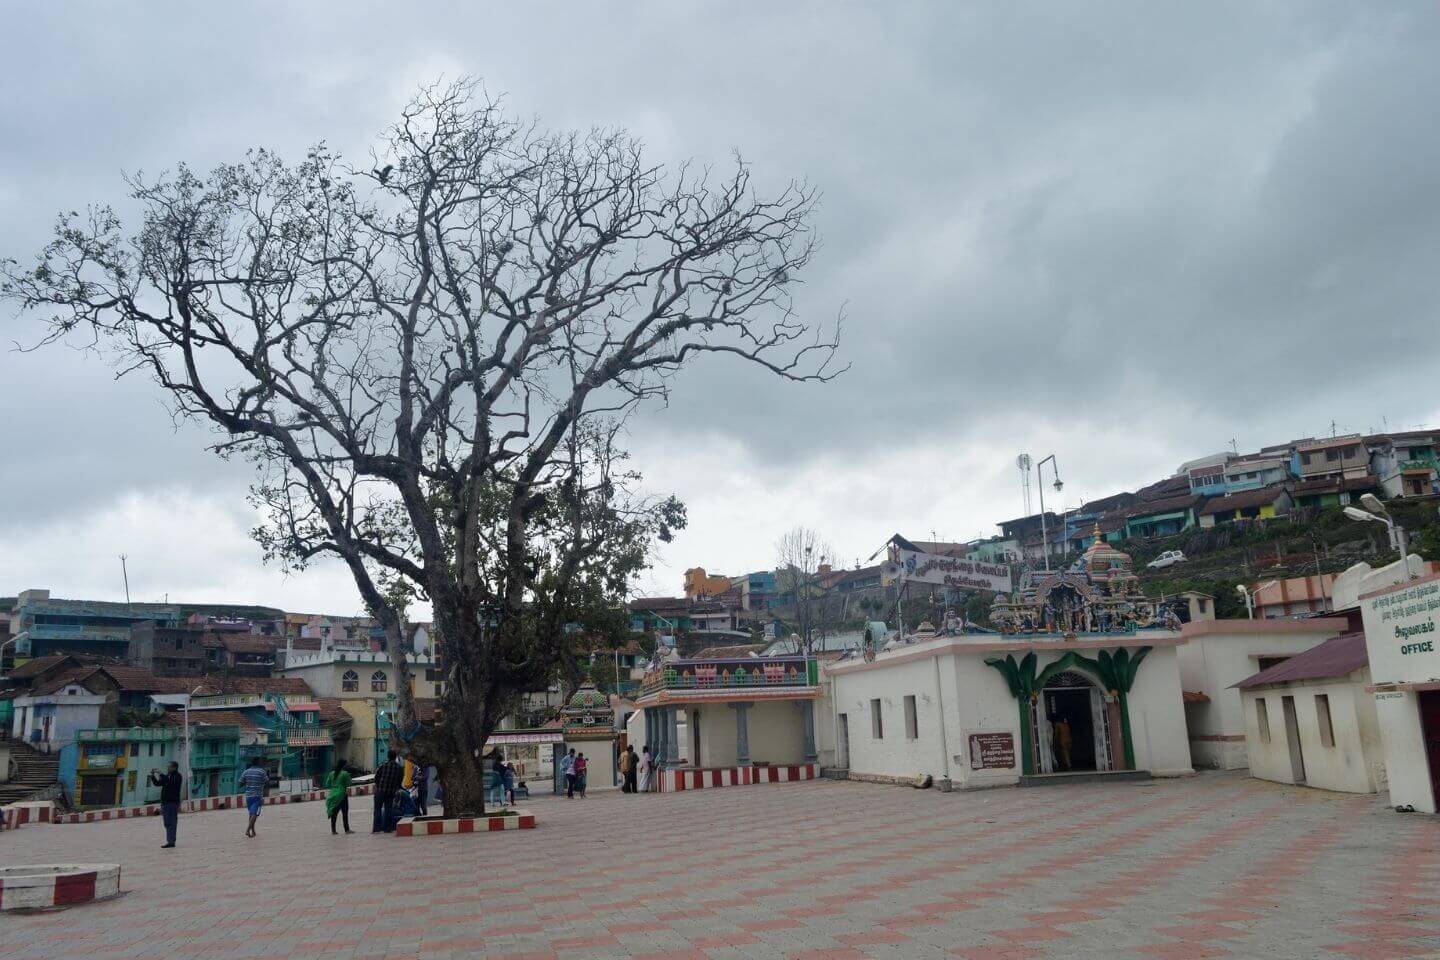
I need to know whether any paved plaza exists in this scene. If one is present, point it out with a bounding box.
[3,772,1439,959]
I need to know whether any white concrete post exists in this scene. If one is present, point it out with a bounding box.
[799,700,817,764]
[733,702,752,766]
[663,707,680,765]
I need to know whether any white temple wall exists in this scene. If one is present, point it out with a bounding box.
[1176,620,1347,769]
[1124,645,1194,776]
[831,649,960,783]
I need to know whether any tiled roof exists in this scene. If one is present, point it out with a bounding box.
[198,676,313,696]
[1287,476,1378,496]
[5,654,76,680]
[1234,632,1369,689]
[1199,487,1288,515]
[314,697,355,728]
[29,666,113,696]
[99,665,192,692]
[1297,435,1364,452]
[1125,494,1200,518]
[185,709,261,731]
[1079,492,1138,514]
[221,636,278,655]
[1134,475,1192,502]
[690,644,769,659]
[628,597,689,612]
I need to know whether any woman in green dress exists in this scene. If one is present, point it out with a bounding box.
[325,758,353,834]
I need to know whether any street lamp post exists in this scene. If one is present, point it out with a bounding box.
[1235,580,1278,620]
[1036,455,1064,573]
[182,684,203,801]
[1344,494,1413,581]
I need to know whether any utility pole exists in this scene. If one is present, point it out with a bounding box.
[119,554,131,605]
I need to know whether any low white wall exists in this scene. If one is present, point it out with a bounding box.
[951,654,1026,788]
[748,700,807,766]
[1126,646,1195,776]
[1243,679,1379,794]
[833,652,958,783]
[1374,691,1436,813]
[694,704,738,767]
[1176,623,1346,770]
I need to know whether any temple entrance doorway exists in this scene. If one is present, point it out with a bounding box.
[1035,670,1113,774]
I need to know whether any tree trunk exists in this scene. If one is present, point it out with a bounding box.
[438,747,489,817]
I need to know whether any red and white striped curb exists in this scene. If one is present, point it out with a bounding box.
[394,810,536,836]
[0,864,121,911]
[53,783,374,823]
[1,802,54,830]
[660,763,818,792]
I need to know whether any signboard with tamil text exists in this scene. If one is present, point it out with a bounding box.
[967,732,1016,770]
[1360,573,1440,684]
[887,547,1013,593]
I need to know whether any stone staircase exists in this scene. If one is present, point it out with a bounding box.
[0,739,61,804]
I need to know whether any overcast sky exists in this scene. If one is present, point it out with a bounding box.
[3,2,1439,614]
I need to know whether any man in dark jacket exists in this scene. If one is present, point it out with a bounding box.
[372,751,403,833]
[149,761,184,848]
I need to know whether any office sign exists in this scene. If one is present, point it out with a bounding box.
[1360,574,1440,684]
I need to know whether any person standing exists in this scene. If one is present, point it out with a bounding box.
[413,763,429,817]
[637,745,653,793]
[1052,716,1073,772]
[324,758,353,834]
[618,746,633,793]
[149,761,183,848]
[575,753,588,798]
[624,745,639,794]
[238,758,268,838]
[561,748,577,799]
[502,760,516,806]
[372,751,403,833]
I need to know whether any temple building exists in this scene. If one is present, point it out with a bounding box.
[632,652,823,790]
[828,534,1193,786]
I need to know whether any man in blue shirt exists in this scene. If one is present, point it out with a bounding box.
[237,758,269,838]
[561,748,576,799]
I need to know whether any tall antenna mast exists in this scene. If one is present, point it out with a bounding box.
[1017,454,1033,516]
[119,554,131,605]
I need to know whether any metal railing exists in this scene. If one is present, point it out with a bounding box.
[78,727,178,742]
[639,657,818,695]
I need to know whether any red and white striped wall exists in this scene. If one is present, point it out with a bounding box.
[0,864,121,911]
[1,802,54,830]
[659,763,819,792]
[394,810,536,836]
[52,783,375,824]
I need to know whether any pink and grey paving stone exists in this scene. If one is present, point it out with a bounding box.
[3,771,1438,960]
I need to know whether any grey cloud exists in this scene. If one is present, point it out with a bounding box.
[3,1,1438,541]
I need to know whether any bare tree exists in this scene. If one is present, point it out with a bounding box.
[774,525,835,653]
[3,81,842,814]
